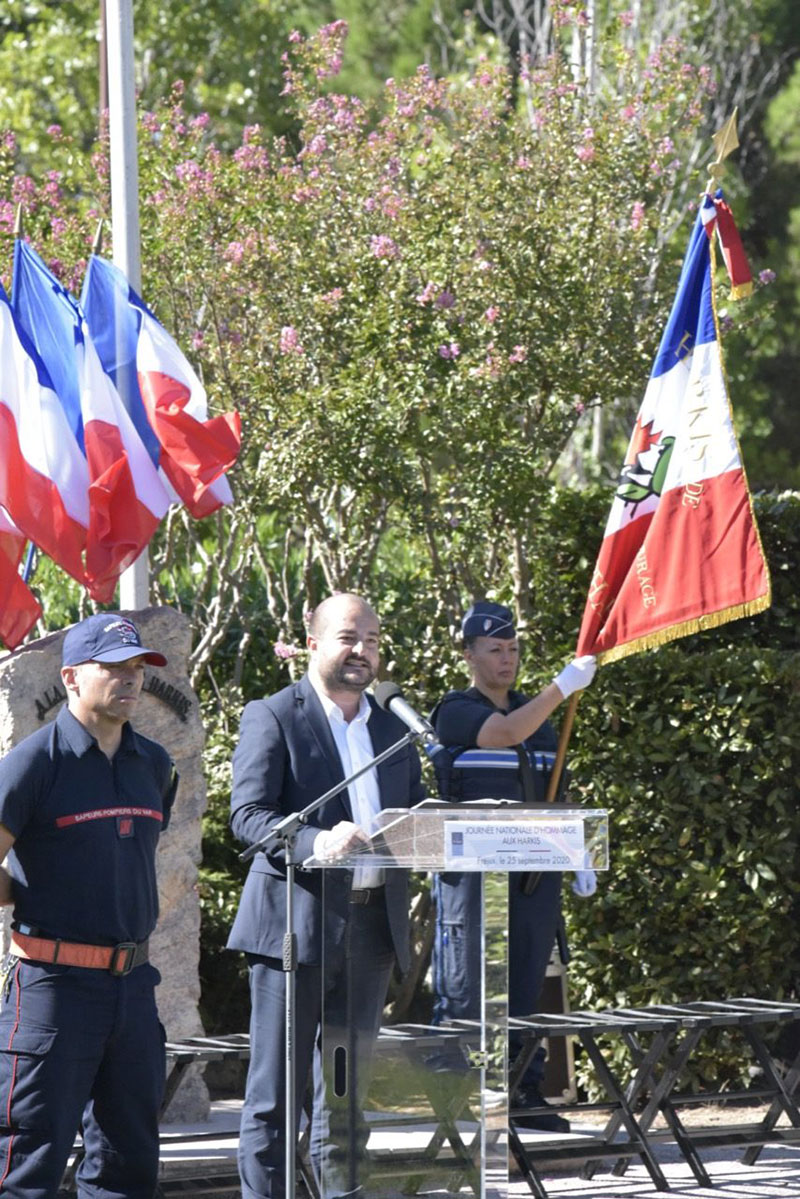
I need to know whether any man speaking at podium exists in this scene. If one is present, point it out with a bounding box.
[431,601,596,1131]
[228,592,425,1198]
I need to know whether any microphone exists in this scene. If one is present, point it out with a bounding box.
[373,681,439,745]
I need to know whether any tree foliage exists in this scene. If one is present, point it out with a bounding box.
[0,7,797,1068]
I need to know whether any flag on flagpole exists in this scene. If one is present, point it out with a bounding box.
[82,255,240,518]
[77,320,170,602]
[11,240,169,602]
[577,192,769,664]
[0,507,41,650]
[0,280,89,587]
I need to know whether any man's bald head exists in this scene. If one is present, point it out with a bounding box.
[308,593,379,639]
[307,594,381,702]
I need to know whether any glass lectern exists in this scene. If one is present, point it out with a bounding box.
[305,803,608,1198]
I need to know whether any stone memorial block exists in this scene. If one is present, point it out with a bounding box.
[0,606,209,1121]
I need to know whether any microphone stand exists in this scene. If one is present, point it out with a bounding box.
[238,729,421,1197]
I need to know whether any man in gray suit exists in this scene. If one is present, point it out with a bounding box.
[228,593,425,1198]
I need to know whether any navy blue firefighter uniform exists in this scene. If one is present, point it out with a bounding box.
[0,703,177,1198]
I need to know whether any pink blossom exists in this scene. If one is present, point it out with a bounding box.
[279,326,304,354]
[435,290,455,309]
[274,640,300,660]
[416,281,437,305]
[321,288,344,305]
[190,113,210,129]
[292,186,319,204]
[630,200,646,231]
[224,241,245,263]
[172,79,185,95]
[758,268,776,284]
[484,306,500,324]
[46,124,62,139]
[621,105,636,121]
[191,331,204,350]
[508,345,528,364]
[233,145,270,172]
[175,160,202,182]
[288,29,302,43]
[51,216,66,237]
[142,112,161,133]
[242,124,261,145]
[438,342,460,359]
[305,134,328,156]
[2,130,16,152]
[619,10,634,26]
[577,144,595,163]
[370,234,399,260]
[574,400,586,414]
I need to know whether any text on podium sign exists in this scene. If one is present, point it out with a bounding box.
[443,817,585,870]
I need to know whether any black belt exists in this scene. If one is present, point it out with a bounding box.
[349,884,386,906]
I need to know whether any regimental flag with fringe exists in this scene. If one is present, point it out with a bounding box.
[577,191,770,664]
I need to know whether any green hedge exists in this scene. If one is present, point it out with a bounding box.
[561,492,800,1091]
[198,490,800,1090]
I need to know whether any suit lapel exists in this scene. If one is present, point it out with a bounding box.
[296,675,353,821]
[369,700,402,812]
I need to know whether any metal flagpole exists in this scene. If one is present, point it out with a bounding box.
[105,0,149,609]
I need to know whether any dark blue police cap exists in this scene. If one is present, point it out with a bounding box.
[62,613,167,667]
[461,601,516,641]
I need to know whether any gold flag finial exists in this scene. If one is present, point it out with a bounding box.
[92,219,104,254]
[707,109,739,191]
[13,203,23,238]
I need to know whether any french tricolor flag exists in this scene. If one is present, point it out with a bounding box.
[11,240,169,603]
[82,256,240,518]
[0,279,89,589]
[0,506,41,649]
[77,320,170,602]
[577,192,769,663]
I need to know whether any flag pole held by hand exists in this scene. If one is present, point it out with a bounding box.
[545,692,580,803]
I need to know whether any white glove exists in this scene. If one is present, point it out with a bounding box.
[572,869,597,898]
[554,655,596,699]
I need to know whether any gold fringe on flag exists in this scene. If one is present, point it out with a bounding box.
[597,592,772,666]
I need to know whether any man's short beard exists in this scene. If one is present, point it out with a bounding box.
[319,660,375,693]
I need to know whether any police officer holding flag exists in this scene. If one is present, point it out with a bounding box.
[431,601,596,1130]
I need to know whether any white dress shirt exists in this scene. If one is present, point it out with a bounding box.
[312,682,383,888]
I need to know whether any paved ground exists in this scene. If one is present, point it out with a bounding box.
[155,1100,800,1196]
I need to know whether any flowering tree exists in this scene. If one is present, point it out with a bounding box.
[2,14,711,684]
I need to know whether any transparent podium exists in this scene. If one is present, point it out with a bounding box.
[305,803,608,1198]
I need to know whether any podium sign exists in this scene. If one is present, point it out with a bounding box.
[305,804,608,1197]
[444,814,588,870]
